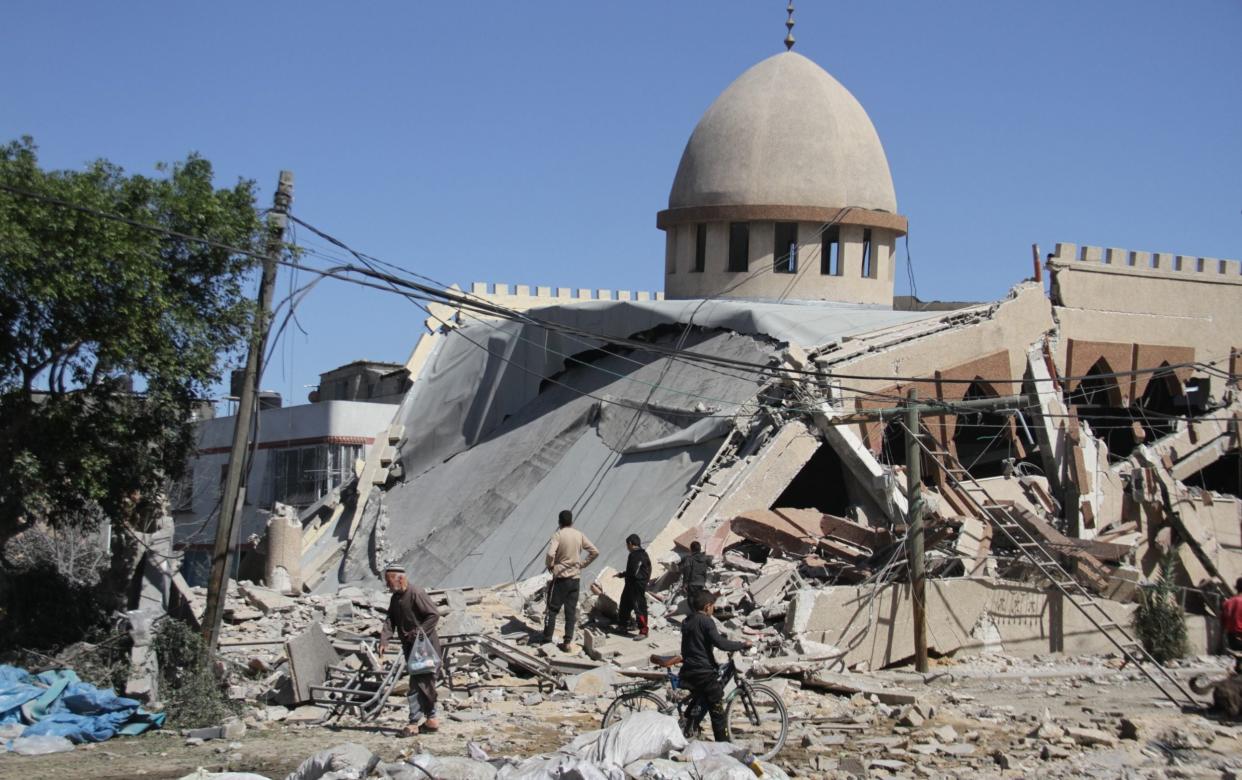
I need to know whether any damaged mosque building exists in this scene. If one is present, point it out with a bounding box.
[190,45,1241,689]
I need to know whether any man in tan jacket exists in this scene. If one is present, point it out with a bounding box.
[542,509,599,651]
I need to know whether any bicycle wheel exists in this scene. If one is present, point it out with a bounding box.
[601,691,669,728]
[724,683,788,760]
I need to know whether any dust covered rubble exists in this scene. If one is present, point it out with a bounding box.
[176,712,795,779]
[180,537,1240,778]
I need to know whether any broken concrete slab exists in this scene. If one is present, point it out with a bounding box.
[239,582,296,613]
[729,509,823,556]
[588,567,625,619]
[748,560,798,609]
[801,671,919,705]
[285,622,340,703]
[283,704,329,724]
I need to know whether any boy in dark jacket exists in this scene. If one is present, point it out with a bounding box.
[682,541,711,601]
[680,589,751,742]
[614,534,651,637]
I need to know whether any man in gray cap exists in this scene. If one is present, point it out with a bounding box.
[378,563,441,736]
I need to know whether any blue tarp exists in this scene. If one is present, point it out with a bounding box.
[0,664,164,747]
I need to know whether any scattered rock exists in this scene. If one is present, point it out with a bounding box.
[283,704,328,724]
[1066,726,1117,747]
[898,707,925,728]
[221,717,246,740]
[1030,721,1064,741]
[932,724,958,743]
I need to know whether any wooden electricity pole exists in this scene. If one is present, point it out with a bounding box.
[904,388,929,673]
[202,171,293,653]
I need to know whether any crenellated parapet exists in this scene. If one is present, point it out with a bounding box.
[1050,243,1241,282]
[465,282,664,316]
[1049,242,1242,366]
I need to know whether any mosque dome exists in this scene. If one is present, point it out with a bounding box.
[658,50,905,306]
[664,51,897,217]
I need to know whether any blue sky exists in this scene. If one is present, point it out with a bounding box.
[3,1,1239,404]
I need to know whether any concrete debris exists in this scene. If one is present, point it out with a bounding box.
[126,395,1241,777]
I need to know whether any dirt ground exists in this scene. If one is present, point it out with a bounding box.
[3,658,1242,780]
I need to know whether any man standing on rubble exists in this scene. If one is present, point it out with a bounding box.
[378,563,441,737]
[543,509,599,652]
[681,590,751,742]
[615,534,651,637]
[682,541,711,602]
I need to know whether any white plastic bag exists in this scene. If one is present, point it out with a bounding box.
[10,734,74,755]
[406,628,440,675]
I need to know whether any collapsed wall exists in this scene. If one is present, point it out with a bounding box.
[280,241,1240,669]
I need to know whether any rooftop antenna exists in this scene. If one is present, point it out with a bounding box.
[784,1,796,51]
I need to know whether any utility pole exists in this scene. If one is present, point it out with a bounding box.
[202,171,293,653]
[904,388,929,673]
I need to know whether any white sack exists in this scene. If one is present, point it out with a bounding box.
[567,711,687,767]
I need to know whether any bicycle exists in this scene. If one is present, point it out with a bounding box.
[601,652,789,760]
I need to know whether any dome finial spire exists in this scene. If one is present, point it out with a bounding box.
[784,1,796,51]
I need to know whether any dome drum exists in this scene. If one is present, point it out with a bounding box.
[664,218,897,305]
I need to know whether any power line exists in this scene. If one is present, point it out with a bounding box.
[4,183,1234,396]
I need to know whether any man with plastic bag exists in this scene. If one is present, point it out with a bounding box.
[378,563,441,736]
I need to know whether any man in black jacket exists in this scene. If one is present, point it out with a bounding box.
[680,589,750,742]
[614,534,651,637]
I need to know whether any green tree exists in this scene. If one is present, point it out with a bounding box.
[0,137,263,535]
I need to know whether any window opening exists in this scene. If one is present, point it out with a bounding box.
[819,226,840,275]
[952,380,1013,479]
[861,229,874,278]
[1067,359,1135,461]
[693,224,707,273]
[728,222,749,272]
[774,222,798,274]
[1133,366,1181,443]
[270,443,362,509]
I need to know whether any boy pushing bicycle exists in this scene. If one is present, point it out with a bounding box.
[681,589,752,741]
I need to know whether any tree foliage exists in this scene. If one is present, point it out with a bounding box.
[0,137,263,532]
[1134,554,1189,664]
